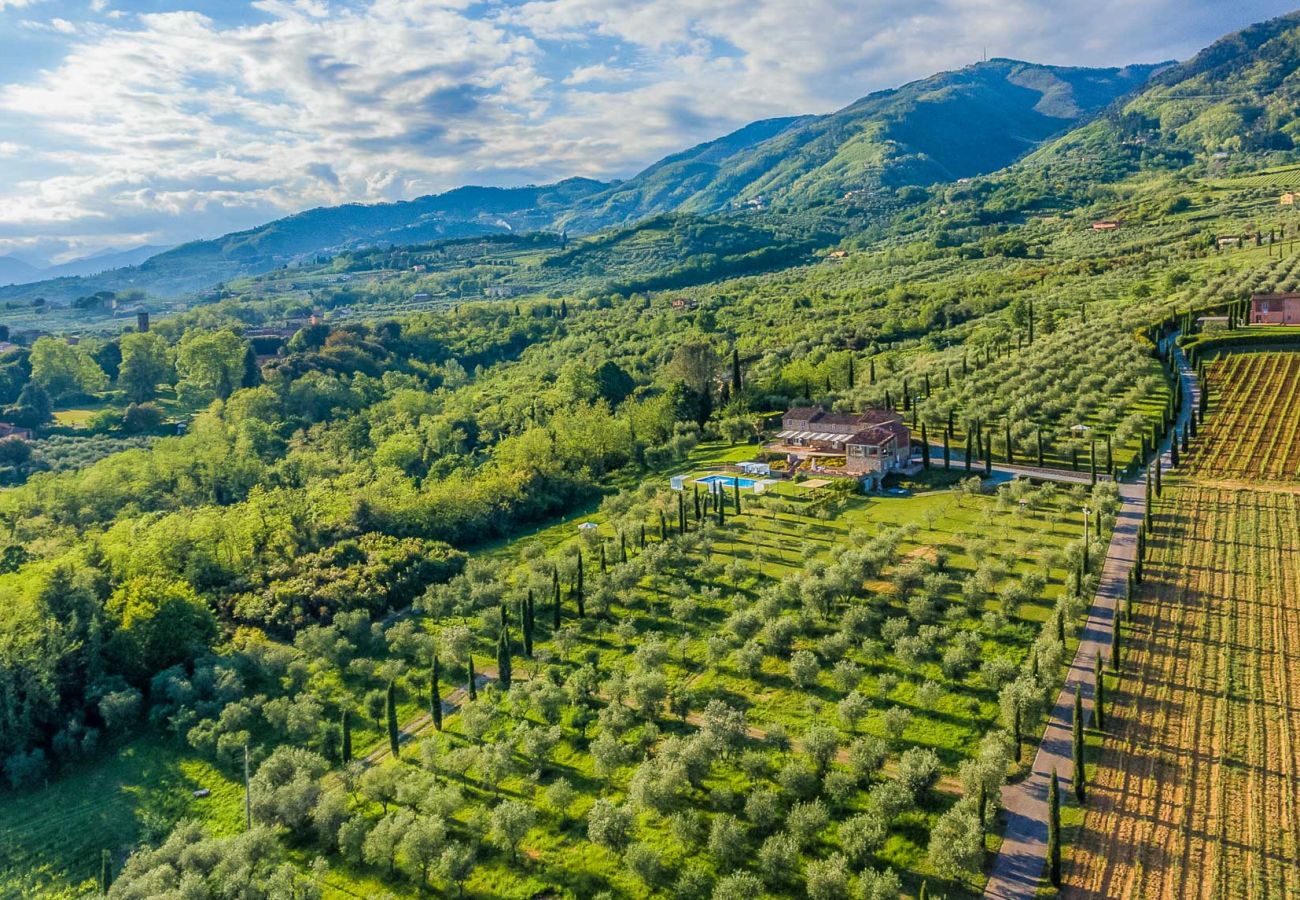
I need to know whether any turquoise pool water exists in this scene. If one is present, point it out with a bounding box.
[696,474,759,489]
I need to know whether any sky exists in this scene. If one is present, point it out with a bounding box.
[0,0,1294,265]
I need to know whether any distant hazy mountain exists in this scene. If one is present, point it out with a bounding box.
[0,59,1164,304]
[0,255,42,287]
[42,245,174,280]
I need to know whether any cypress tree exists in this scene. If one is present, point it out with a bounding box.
[732,348,742,393]
[1056,608,1066,645]
[1072,687,1086,802]
[869,357,876,385]
[341,708,353,762]
[717,488,725,525]
[600,544,607,574]
[523,592,535,658]
[639,523,646,549]
[964,429,972,472]
[1071,446,1079,472]
[466,651,477,701]
[1171,430,1180,467]
[431,656,443,730]
[101,849,113,895]
[386,681,400,758]
[620,531,627,563]
[984,445,992,477]
[847,355,855,389]
[943,428,951,469]
[1012,701,1022,763]
[1047,768,1062,887]
[693,484,701,522]
[903,378,910,411]
[734,477,741,514]
[1094,654,1106,731]
[497,612,513,691]
[1005,419,1014,465]
[1106,434,1114,476]
[1037,429,1044,467]
[1155,455,1163,497]
[1111,621,1121,672]
[575,550,585,618]
[924,372,932,398]
[678,490,686,533]
[1090,438,1097,486]
[658,509,666,541]
[920,421,930,469]
[552,567,562,630]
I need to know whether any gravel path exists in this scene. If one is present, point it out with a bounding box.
[983,338,1196,899]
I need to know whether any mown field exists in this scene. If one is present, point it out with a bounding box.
[1066,353,1300,899]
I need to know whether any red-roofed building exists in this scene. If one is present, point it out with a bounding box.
[1251,292,1300,325]
[771,407,911,485]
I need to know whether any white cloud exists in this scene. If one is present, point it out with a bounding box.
[0,0,1295,255]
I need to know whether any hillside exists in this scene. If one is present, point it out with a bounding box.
[1025,11,1300,181]
[0,178,610,305]
[0,60,1162,308]
[559,59,1166,231]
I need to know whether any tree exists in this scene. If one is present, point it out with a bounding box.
[789,650,819,688]
[707,814,747,872]
[438,842,476,897]
[175,329,247,404]
[340,709,352,764]
[29,336,107,400]
[839,810,888,865]
[928,798,984,881]
[1047,767,1062,887]
[399,816,446,885]
[466,651,477,701]
[105,576,216,682]
[4,381,51,428]
[1072,686,1086,802]
[431,655,443,730]
[587,798,632,850]
[117,331,170,403]
[497,611,513,691]
[386,681,400,758]
[249,746,329,831]
[489,799,536,862]
[1094,654,1106,730]
[805,853,850,900]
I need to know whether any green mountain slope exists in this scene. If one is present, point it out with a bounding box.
[1,59,1162,306]
[1028,11,1300,180]
[561,59,1165,230]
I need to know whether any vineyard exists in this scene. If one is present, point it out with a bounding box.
[1185,352,1300,481]
[1065,484,1300,899]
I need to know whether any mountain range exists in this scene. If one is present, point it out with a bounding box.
[11,11,1300,309]
[0,245,172,289]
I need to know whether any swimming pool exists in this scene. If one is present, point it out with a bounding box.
[695,474,759,489]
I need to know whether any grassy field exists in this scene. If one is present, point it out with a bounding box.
[0,740,244,897]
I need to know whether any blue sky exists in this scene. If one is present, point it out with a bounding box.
[0,0,1294,264]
